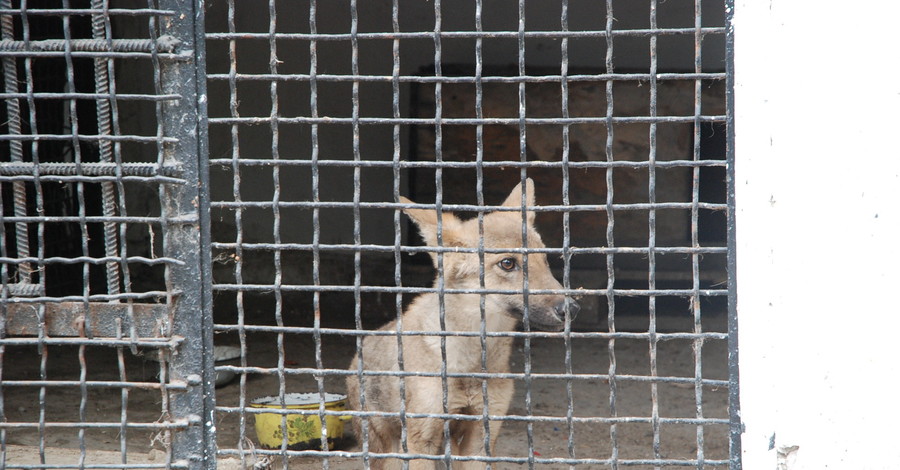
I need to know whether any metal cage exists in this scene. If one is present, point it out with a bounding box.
[0,0,212,468]
[2,0,738,469]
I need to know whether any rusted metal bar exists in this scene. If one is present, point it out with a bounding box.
[0,37,179,53]
[3,302,170,337]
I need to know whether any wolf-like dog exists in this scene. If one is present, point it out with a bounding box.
[346,179,579,469]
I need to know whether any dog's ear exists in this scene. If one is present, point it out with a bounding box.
[400,196,466,249]
[500,177,536,225]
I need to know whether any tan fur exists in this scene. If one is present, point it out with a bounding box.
[346,179,579,469]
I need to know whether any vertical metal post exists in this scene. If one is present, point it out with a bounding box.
[223,0,250,463]
[389,1,411,467]
[559,2,577,466]
[604,2,620,468]
[515,0,536,467]
[0,0,32,288]
[725,0,743,468]
[692,1,708,468]
[473,2,490,465]
[431,2,453,468]
[89,0,122,297]
[154,0,215,467]
[647,2,662,468]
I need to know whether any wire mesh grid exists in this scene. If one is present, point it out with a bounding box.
[0,0,211,468]
[203,0,738,469]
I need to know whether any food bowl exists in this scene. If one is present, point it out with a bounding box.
[251,393,350,450]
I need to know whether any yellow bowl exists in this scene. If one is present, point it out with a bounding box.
[251,392,350,450]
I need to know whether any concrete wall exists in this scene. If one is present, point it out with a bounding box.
[734,1,900,468]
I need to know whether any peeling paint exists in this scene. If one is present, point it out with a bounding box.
[776,444,799,470]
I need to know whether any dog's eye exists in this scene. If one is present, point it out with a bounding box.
[498,257,518,272]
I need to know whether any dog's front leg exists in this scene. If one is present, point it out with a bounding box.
[450,377,514,469]
[485,377,514,457]
[405,416,444,470]
[404,376,446,470]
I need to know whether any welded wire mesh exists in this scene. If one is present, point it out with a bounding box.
[0,1,210,468]
[206,0,735,469]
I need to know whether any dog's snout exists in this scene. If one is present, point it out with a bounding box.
[554,299,580,320]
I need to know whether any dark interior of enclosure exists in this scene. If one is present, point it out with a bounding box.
[1,4,108,296]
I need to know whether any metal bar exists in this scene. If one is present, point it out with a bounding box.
[431,1,454,467]
[0,292,176,302]
[152,0,179,458]
[207,115,728,126]
[0,50,185,60]
[0,338,180,347]
[10,0,38,449]
[211,284,729,297]
[209,158,729,170]
[0,176,184,185]
[208,201,730,212]
[207,242,729,255]
[104,17,140,366]
[60,5,84,463]
[0,8,176,16]
[389,1,410,465]
[308,0,333,466]
[203,27,728,42]
[0,37,179,53]
[0,215,191,224]
[216,449,730,468]
[648,2,662,467]
[692,1,708,468]
[0,163,183,180]
[0,0,32,288]
[191,0,217,464]
[229,383,729,408]
[340,0,372,466]
[514,1,537,467]
[1,160,9,469]
[0,92,179,100]
[266,0,291,466]
[152,0,214,465]
[219,406,732,426]
[212,324,730,341]
[224,0,250,463]
[205,72,727,84]
[0,380,189,391]
[604,8,619,468]
[2,302,171,337]
[473,1,490,464]
[725,0,742,468]
[0,421,191,431]
[559,2,578,464]
[91,0,123,299]
[0,134,178,143]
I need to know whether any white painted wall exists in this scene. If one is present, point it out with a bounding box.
[734,1,900,468]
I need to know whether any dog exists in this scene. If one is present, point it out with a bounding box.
[346,178,579,469]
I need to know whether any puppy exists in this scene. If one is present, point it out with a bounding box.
[346,179,579,469]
